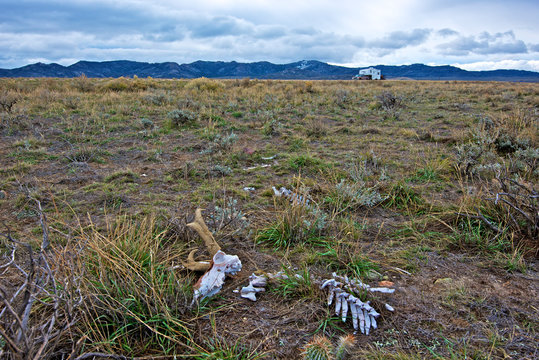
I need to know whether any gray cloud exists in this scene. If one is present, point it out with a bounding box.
[439,31,528,55]
[529,44,539,52]
[370,29,432,49]
[189,16,253,38]
[0,1,167,36]
[438,28,459,37]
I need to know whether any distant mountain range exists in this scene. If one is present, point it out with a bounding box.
[1,60,538,81]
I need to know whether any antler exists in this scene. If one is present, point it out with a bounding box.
[182,208,222,271]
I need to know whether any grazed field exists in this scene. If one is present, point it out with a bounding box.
[0,77,537,359]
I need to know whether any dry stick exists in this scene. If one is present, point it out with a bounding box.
[497,197,536,227]
[456,211,502,234]
[0,324,23,354]
[35,199,50,251]
[73,353,128,360]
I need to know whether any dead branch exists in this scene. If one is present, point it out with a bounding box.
[0,200,82,360]
[73,353,128,360]
[456,209,502,233]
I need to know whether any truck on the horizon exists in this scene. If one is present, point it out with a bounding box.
[353,67,383,80]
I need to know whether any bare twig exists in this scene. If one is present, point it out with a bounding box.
[0,199,83,359]
[456,211,502,233]
[73,353,128,360]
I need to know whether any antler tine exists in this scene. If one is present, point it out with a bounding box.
[182,249,212,272]
[187,208,221,257]
[182,208,222,272]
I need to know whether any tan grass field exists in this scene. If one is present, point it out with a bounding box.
[0,77,537,359]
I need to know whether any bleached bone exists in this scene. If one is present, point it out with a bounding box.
[249,274,268,287]
[272,186,311,208]
[240,284,264,301]
[320,274,395,335]
[332,272,395,294]
[192,250,241,305]
[240,273,268,301]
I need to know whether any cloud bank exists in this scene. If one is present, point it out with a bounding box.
[0,0,537,71]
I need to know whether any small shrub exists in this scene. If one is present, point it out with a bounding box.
[510,147,538,179]
[0,90,20,113]
[304,116,328,138]
[140,117,154,129]
[334,89,351,107]
[377,91,404,111]
[485,176,538,243]
[72,73,94,92]
[101,77,130,92]
[262,118,280,136]
[495,133,530,154]
[337,179,384,207]
[454,143,484,176]
[185,77,224,92]
[201,132,238,154]
[166,109,197,129]
[142,90,170,105]
[210,164,232,176]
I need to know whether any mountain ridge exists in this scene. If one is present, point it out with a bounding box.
[1,59,538,81]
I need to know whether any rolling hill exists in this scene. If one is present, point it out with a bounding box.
[1,59,538,81]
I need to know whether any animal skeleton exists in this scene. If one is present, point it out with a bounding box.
[182,208,242,305]
[320,273,395,335]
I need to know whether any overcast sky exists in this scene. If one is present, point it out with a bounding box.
[1,0,538,71]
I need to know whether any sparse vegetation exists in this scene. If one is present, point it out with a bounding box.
[0,78,538,359]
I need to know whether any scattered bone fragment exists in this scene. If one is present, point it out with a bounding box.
[244,164,271,171]
[240,283,264,301]
[267,270,288,280]
[240,273,268,301]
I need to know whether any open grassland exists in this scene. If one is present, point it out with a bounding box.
[0,77,537,359]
